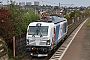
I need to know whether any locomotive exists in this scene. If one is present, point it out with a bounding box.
[26,16,68,57]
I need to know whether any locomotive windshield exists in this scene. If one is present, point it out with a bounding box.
[28,26,48,36]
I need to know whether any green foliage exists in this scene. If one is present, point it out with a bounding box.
[14,10,39,35]
[69,10,82,18]
[7,4,22,34]
[75,10,82,17]
[87,22,90,27]
[84,9,90,15]
[68,24,72,27]
[6,3,39,59]
[69,11,75,18]
[7,4,39,35]
[64,13,70,20]
[21,10,39,25]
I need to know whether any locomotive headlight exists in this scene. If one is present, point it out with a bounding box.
[46,40,50,45]
[26,39,29,44]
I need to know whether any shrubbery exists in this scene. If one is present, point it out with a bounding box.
[12,9,39,35]
[0,4,39,59]
[7,4,39,35]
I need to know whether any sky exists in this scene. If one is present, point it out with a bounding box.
[0,0,90,7]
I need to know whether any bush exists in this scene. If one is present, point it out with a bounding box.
[13,10,39,35]
[87,21,90,27]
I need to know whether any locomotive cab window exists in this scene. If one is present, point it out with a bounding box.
[28,26,48,36]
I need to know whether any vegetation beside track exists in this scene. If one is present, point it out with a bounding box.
[87,18,90,27]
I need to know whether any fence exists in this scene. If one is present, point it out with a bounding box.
[13,33,26,57]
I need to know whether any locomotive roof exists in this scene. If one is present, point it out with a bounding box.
[36,16,66,24]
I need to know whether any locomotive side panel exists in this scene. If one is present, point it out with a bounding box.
[54,20,67,44]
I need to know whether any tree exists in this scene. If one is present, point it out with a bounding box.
[18,10,39,34]
[7,2,24,35]
[7,1,40,35]
[69,11,75,18]
[0,8,14,41]
[64,13,70,20]
[75,10,82,17]
[84,9,90,15]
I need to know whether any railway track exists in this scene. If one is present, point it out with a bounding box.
[49,18,89,60]
[21,17,89,60]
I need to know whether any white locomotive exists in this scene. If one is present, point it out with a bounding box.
[26,16,68,57]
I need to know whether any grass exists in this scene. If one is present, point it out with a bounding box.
[87,22,90,27]
[68,24,72,27]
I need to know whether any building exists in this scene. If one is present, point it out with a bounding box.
[0,3,3,8]
[26,2,32,6]
[34,1,39,6]
[59,3,60,8]
[19,2,25,6]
